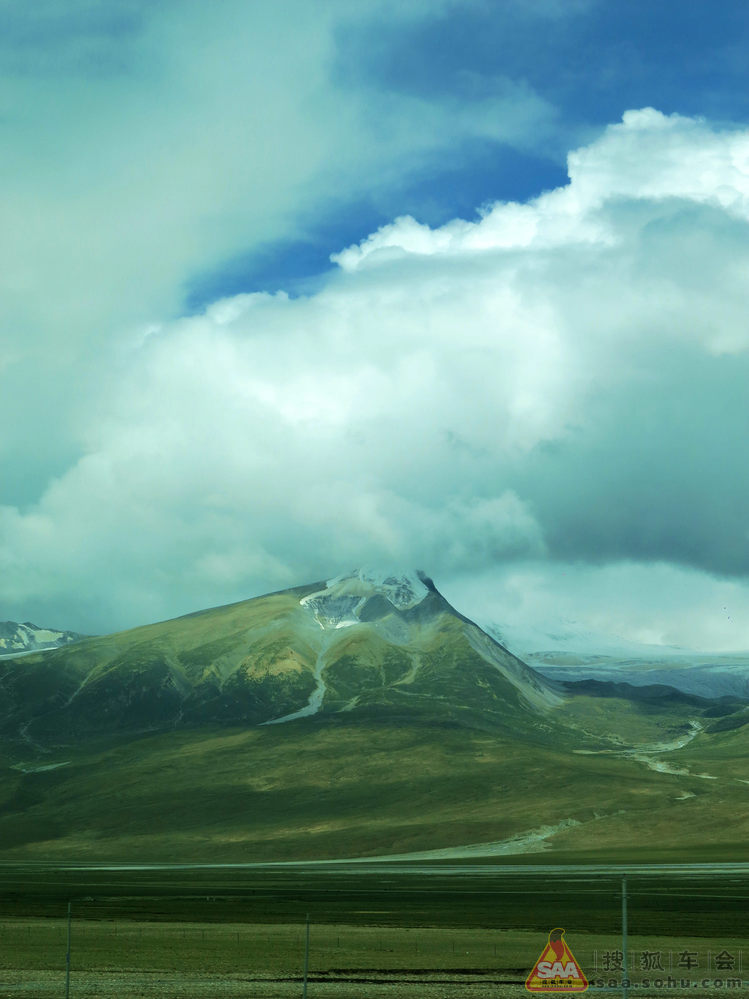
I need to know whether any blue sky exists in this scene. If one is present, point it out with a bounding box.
[185,142,569,307]
[2,0,749,649]
[188,0,749,306]
[344,0,749,124]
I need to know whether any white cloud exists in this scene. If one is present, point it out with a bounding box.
[3,108,749,640]
[441,561,749,654]
[334,108,749,278]
[0,0,555,493]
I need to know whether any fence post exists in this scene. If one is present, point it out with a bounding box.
[621,876,628,999]
[302,912,310,999]
[65,901,72,999]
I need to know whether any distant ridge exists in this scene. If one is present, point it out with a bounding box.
[0,619,82,657]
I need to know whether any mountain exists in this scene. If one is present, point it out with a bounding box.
[481,617,749,700]
[534,652,749,700]
[482,615,688,661]
[0,620,82,657]
[0,569,565,742]
[1,569,748,863]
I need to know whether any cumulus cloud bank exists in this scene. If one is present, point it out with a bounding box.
[2,108,749,646]
[0,0,555,505]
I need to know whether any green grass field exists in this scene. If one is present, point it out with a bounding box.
[4,713,748,864]
[1,864,746,997]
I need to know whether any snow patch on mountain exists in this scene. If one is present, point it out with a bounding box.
[300,567,431,628]
[0,620,82,657]
[327,567,430,609]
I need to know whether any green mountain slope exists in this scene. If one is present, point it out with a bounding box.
[2,712,747,862]
[1,569,746,861]
[0,571,562,742]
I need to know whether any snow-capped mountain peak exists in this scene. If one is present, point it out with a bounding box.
[300,567,433,628]
[332,567,432,608]
[0,620,82,657]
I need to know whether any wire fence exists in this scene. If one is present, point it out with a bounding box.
[1,874,747,998]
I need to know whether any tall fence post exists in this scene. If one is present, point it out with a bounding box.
[65,900,72,999]
[302,912,310,999]
[621,877,628,999]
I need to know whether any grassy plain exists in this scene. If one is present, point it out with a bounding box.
[4,710,748,863]
[1,864,747,997]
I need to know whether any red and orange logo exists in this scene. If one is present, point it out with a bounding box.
[526,927,589,992]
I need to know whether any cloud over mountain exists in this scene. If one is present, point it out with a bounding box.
[2,105,749,646]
